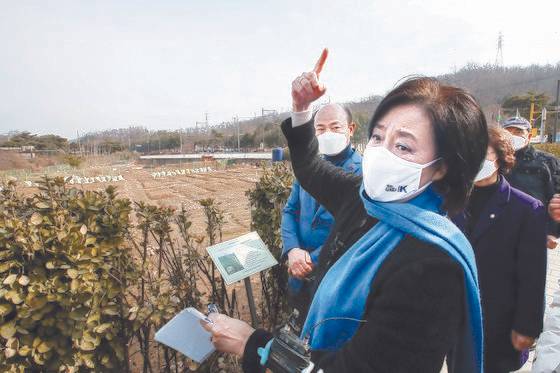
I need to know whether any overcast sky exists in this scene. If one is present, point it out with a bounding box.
[1,0,559,138]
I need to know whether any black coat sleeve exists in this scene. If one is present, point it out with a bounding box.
[242,329,273,373]
[513,201,547,337]
[281,118,361,218]
[310,256,465,373]
[547,154,560,196]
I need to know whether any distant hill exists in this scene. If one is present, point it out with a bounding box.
[236,62,560,143]
[439,63,560,107]
[64,61,560,151]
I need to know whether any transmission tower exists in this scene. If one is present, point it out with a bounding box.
[495,32,504,67]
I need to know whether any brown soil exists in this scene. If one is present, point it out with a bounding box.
[113,162,261,239]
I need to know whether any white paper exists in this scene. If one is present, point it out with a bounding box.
[206,231,278,285]
[154,307,215,363]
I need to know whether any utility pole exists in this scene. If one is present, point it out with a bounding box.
[260,109,277,149]
[233,116,240,151]
[76,130,81,156]
[554,80,560,143]
[179,128,183,153]
[234,115,254,151]
[195,113,210,152]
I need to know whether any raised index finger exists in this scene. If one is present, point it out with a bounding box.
[313,48,329,77]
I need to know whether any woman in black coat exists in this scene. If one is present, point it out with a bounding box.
[452,126,547,372]
[202,50,489,373]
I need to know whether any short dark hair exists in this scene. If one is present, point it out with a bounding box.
[368,77,488,213]
[488,125,515,174]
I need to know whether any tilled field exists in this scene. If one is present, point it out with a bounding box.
[96,162,263,239]
[8,161,262,239]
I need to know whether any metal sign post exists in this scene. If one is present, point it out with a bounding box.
[244,277,259,327]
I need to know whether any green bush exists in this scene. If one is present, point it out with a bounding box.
[246,162,293,329]
[0,163,294,372]
[0,177,134,372]
[63,155,84,168]
[0,177,246,372]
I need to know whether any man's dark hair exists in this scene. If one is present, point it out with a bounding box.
[367,77,488,214]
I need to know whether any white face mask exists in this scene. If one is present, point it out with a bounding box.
[511,135,527,151]
[474,159,497,182]
[362,146,440,202]
[317,131,348,156]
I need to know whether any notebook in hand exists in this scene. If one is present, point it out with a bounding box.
[154,307,215,363]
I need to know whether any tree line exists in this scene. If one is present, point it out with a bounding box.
[2,62,559,153]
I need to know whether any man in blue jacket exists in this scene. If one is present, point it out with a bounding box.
[281,103,362,316]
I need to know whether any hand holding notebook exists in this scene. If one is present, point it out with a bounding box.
[154,307,215,363]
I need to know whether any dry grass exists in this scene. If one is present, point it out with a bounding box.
[0,152,57,171]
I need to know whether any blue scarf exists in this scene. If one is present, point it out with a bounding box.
[301,185,483,373]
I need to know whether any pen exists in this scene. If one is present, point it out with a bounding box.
[204,303,219,324]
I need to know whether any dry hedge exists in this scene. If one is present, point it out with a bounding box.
[0,162,293,372]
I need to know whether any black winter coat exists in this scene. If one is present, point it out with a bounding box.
[506,144,560,235]
[241,118,467,373]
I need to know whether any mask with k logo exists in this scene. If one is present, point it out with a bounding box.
[362,146,440,202]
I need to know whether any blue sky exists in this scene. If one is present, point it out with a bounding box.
[1,0,559,138]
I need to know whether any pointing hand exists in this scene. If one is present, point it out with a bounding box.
[291,48,329,112]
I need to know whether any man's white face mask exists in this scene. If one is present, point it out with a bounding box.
[474,159,498,182]
[317,131,348,156]
[362,146,440,202]
[510,135,527,151]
